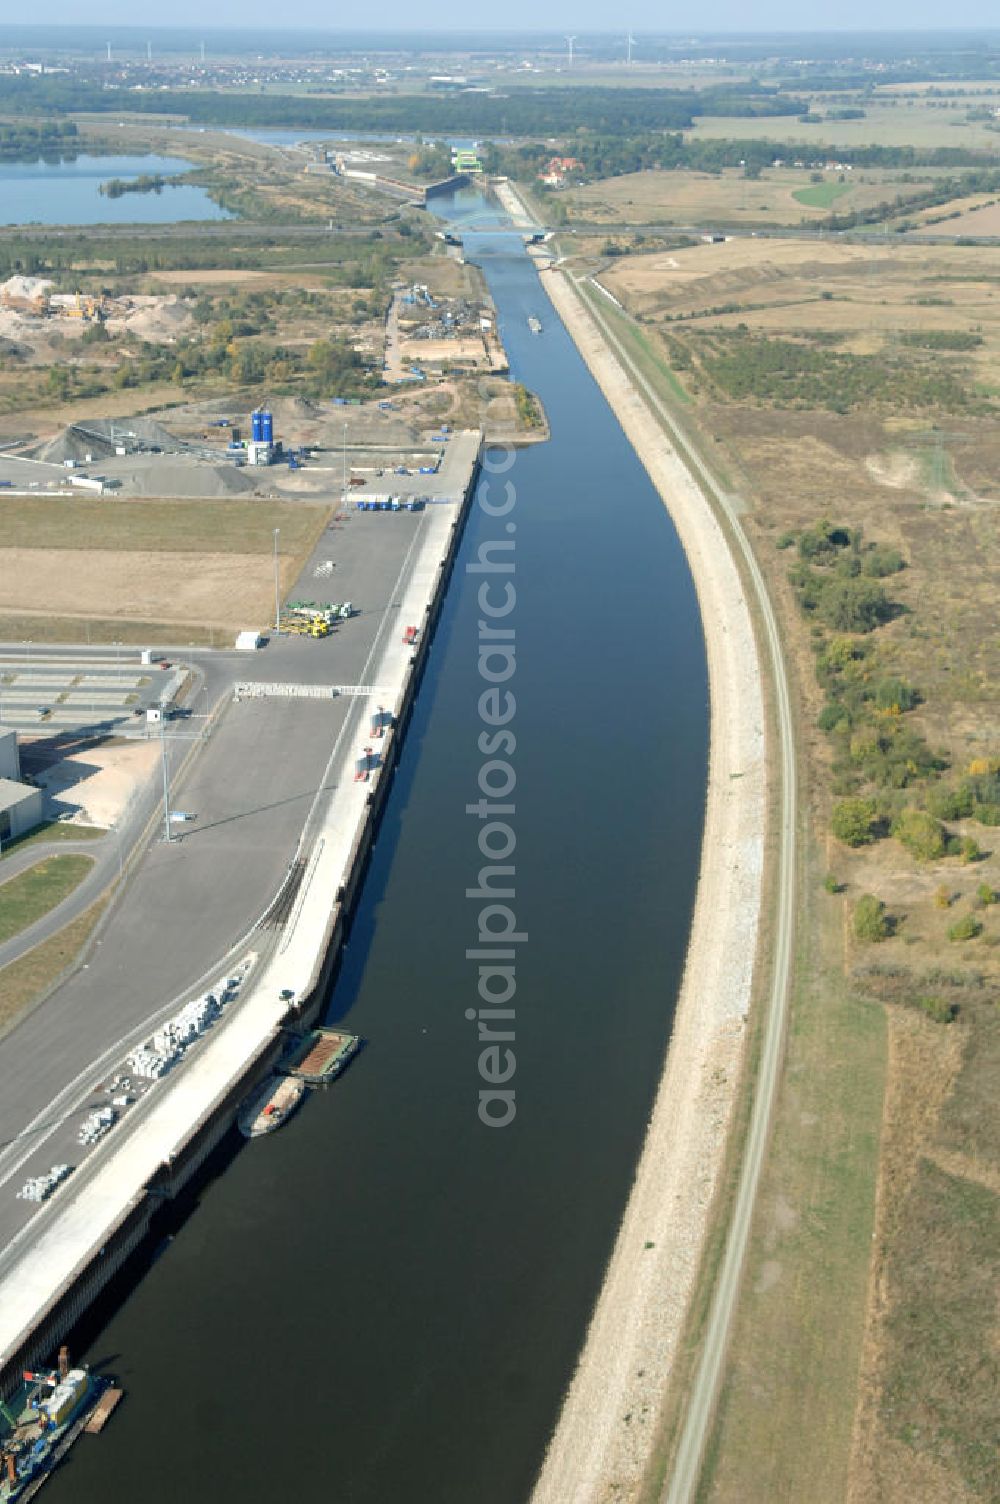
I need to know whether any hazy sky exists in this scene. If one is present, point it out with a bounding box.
[19,5,1000,32]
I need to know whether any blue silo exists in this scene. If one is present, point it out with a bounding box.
[261,410,274,445]
[251,409,263,443]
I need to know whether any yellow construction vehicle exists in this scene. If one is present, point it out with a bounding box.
[66,292,101,321]
[281,617,329,639]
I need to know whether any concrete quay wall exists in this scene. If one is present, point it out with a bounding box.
[0,437,482,1396]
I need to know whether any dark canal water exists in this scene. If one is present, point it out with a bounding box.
[50,197,709,1503]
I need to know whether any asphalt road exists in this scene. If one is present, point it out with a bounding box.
[0,506,429,1241]
[0,667,208,975]
[575,284,798,1504]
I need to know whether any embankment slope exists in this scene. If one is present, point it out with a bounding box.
[531,268,767,1502]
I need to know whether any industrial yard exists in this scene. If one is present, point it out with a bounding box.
[0,426,482,1430]
[0,389,494,648]
[0,425,481,1237]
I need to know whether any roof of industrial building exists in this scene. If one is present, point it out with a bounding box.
[0,777,41,814]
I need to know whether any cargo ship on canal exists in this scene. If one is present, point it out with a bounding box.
[238,1027,361,1138]
[0,1350,121,1502]
[238,1076,306,1139]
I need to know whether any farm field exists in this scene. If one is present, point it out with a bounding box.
[563,167,938,227]
[915,198,1000,237]
[791,180,853,208]
[686,101,1000,150]
[585,235,1000,1504]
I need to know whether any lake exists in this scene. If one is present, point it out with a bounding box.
[0,153,232,226]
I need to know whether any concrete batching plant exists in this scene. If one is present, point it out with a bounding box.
[246,408,278,466]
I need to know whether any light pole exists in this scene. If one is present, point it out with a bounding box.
[159,713,172,843]
[342,422,348,498]
[273,527,281,634]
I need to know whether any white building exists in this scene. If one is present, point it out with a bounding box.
[0,731,44,846]
[0,729,20,781]
[0,778,44,848]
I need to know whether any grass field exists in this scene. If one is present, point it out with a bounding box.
[0,495,327,556]
[687,102,1000,151]
[0,822,103,862]
[792,180,854,209]
[584,233,1000,1502]
[699,840,886,1503]
[600,237,1000,395]
[0,855,94,945]
[923,199,1000,237]
[564,167,934,228]
[0,891,107,1038]
[0,496,330,637]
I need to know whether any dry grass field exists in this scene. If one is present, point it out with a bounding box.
[919,199,1000,237]
[590,237,1000,1503]
[603,236,1000,392]
[565,167,937,227]
[0,495,330,637]
[686,101,1000,151]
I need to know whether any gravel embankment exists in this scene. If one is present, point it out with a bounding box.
[531,266,767,1504]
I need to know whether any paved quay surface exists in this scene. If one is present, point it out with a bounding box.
[0,434,479,1283]
[0,470,471,1364]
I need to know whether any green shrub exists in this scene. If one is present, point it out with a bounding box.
[873,676,919,713]
[976,881,997,906]
[832,797,877,846]
[855,894,889,942]
[916,994,957,1023]
[862,546,905,578]
[818,701,848,732]
[823,872,843,894]
[893,808,947,861]
[947,912,982,941]
[815,577,893,633]
[926,784,975,821]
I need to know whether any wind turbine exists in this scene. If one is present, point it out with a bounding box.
[565,35,576,69]
[626,31,635,65]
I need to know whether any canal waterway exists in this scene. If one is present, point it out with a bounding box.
[49,194,709,1502]
[0,154,231,225]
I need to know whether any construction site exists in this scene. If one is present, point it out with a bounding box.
[384,279,507,382]
[0,394,465,501]
[0,275,194,345]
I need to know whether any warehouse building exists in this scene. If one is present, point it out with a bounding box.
[0,732,44,847]
[0,779,43,848]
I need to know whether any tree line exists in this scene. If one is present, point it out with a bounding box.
[0,77,805,138]
[0,119,79,161]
